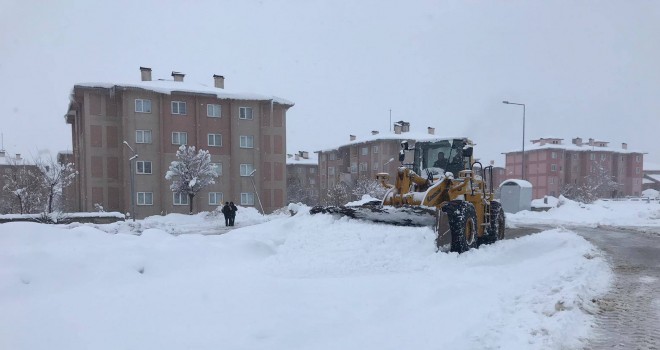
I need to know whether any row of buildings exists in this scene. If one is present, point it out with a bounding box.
[3,67,652,217]
[287,132,648,204]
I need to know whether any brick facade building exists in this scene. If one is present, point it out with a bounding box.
[504,137,644,199]
[65,67,293,217]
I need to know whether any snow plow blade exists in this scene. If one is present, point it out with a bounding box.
[309,205,438,227]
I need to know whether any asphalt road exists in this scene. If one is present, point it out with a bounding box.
[507,225,660,349]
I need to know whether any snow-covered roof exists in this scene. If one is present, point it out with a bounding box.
[286,154,318,165]
[0,154,29,166]
[499,179,533,188]
[644,161,660,171]
[643,178,654,184]
[505,140,643,155]
[317,131,468,153]
[75,80,294,106]
[646,174,660,183]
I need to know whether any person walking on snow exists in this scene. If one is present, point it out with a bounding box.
[221,202,231,227]
[229,201,238,226]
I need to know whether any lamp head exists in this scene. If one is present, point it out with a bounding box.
[502,101,510,104]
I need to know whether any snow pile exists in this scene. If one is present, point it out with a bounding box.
[67,206,284,235]
[642,188,659,199]
[531,195,560,209]
[0,212,611,350]
[509,196,660,228]
[345,194,381,206]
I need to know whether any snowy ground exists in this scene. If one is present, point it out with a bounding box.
[510,196,660,231]
[0,205,613,350]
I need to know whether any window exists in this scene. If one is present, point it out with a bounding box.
[240,135,254,148]
[240,163,254,176]
[239,107,253,120]
[309,168,316,174]
[636,155,641,162]
[350,164,357,173]
[361,147,369,156]
[241,192,255,205]
[601,154,607,161]
[549,177,555,184]
[551,164,557,172]
[372,145,379,154]
[551,152,557,159]
[172,132,188,145]
[329,153,336,161]
[207,104,221,118]
[359,163,367,171]
[171,101,187,115]
[136,161,152,174]
[212,162,222,176]
[208,134,222,147]
[173,192,189,205]
[590,153,595,160]
[135,99,152,113]
[209,192,223,205]
[136,130,152,144]
[309,178,316,185]
[321,154,327,161]
[373,162,379,171]
[635,167,640,174]
[137,192,153,205]
[620,155,624,162]
[328,167,335,175]
[572,154,577,160]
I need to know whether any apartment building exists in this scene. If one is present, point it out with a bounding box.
[504,137,644,199]
[286,151,319,205]
[65,67,293,217]
[316,122,447,201]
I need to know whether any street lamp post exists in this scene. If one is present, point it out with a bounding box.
[249,169,265,214]
[502,101,526,181]
[122,141,138,221]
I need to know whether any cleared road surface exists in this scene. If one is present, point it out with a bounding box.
[509,225,660,349]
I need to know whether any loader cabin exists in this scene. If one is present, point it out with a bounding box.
[408,138,474,178]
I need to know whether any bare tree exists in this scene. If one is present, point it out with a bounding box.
[2,158,43,214]
[323,181,351,206]
[561,160,620,203]
[165,145,218,214]
[34,156,77,213]
[352,176,387,201]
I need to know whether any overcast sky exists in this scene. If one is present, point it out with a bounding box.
[1,0,659,164]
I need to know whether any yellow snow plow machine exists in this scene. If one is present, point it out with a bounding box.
[310,138,505,253]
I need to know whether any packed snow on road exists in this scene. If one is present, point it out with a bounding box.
[0,203,622,350]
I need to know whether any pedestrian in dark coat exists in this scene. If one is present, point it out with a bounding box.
[229,201,238,226]
[221,202,231,227]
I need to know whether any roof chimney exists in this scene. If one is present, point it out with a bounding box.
[301,151,309,159]
[171,71,185,82]
[295,154,300,161]
[213,74,224,89]
[588,138,594,146]
[394,124,402,134]
[15,153,21,160]
[371,130,379,135]
[140,67,152,81]
[572,137,582,146]
[428,127,435,135]
[622,142,628,150]
[350,135,356,141]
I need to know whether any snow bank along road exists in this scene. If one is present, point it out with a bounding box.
[574,227,660,350]
[0,213,611,350]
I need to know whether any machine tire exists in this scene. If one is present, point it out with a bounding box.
[481,201,505,245]
[443,200,478,253]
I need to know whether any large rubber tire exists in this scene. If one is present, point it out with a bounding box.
[443,200,479,253]
[481,201,505,245]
